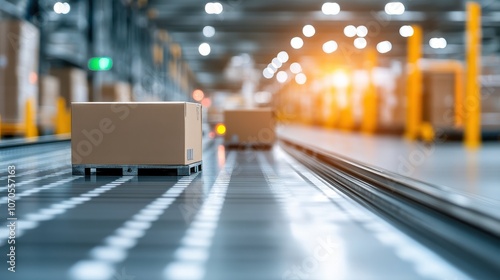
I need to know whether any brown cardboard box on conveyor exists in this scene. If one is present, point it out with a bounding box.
[224,108,276,147]
[71,102,202,176]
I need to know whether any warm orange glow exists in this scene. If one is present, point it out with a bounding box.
[201,97,212,108]
[192,89,204,101]
[215,123,226,135]
[29,72,38,84]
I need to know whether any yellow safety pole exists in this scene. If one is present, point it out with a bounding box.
[405,25,423,140]
[362,49,378,134]
[0,115,2,140]
[55,97,66,135]
[465,2,481,149]
[24,99,38,138]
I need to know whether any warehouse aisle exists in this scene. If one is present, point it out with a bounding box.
[0,142,469,280]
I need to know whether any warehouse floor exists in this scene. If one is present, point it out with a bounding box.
[0,139,473,280]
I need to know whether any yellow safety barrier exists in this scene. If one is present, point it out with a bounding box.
[405,25,423,140]
[465,2,481,149]
[25,99,38,138]
[56,97,68,135]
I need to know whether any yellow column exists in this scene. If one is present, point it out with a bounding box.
[25,99,38,138]
[0,115,2,140]
[362,49,378,134]
[465,2,481,149]
[55,97,66,135]
[405,25,423,140]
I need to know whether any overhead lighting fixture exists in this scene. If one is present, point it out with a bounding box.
[205,2,223,15]
[203,26,215,38]
[277,51,289,63]
[54,2,70,14]
[385,2,405,15]
[290,37,304,49]
[290,62,302,74]
[263,68,274,79]
[399,25,414,37]
[322,2,340,15]
[376,41,392,53]
[302,25,316,38]
[271,58,283,69]
[267,63,277,73]
[295,73,307,85]
[356,26,368,37]
[276,71,288,83]
[198,42,211,56]
[429,37,447,49]
[344,25,357,37]
[354,38,367,49]
[322,40,338,54]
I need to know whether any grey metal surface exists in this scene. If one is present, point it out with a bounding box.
[0,141,469,280]
[279,125,500,203]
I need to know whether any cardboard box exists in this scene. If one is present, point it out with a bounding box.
[0,20,39,125]
[38,75,60,130]
[50,68,88,106]
[71,102,202,165]
[100,82,132,102]
[422,72,455,128]
[224,108,275,145]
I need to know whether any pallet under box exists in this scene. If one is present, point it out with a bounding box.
[72,161,202,176]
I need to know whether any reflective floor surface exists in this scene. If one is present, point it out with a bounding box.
[0,141,470,280]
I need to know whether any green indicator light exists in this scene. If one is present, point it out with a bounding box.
[88,57,113,71]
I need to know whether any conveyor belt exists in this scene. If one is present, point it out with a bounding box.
[0,140,471,280]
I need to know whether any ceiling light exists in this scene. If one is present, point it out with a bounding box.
[205,2,223,15]
[322,40,338,54]
[354,38,367,49]
[344,25,357,37]
[267,63,277,73]
[356,26,368,37]
[277,71,288,83]
[263,68,274,79]
[303,25,316,38]
[271,58,282,68]
[399,25,414,37]
[295,73,307,85]
[198,43,211,56]
[322,2,340,15]
[385,2,405,15]
[277,51,289,63]
[290,63,302,74]
[429,37,447,49]
[291,37,304,49]
[376,41,392,53]
[203,26,215,37]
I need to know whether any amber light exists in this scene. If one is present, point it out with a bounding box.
[192,89,204,101]
[215,123,226,135]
